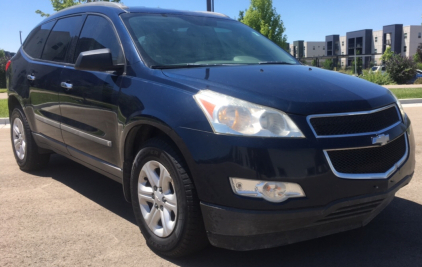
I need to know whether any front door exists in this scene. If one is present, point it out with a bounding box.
[59,14,125,171]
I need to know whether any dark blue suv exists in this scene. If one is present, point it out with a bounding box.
[5,2,415,257]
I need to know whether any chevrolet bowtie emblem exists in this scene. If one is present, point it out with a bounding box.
[372,134,390,146]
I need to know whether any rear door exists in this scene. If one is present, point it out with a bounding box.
[24,20,60,141]
[59,14,125,170]
[26,15,84,152]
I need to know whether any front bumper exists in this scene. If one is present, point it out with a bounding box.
[201,173,413,251]
[178,118,415,211]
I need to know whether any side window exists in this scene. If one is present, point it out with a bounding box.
[23,21,55,59]
[74,15,124,65]
[42,16,82,62]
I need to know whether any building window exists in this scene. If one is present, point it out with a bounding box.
[375,37,378,42]
[419,32,421,38]
[374,49,377,53]
[404,33,407,39]
[303,46,305,50]
[342,41,344,46]
[341,52,344,55]
[323,46,325,50]
[313,46,315,50]
[404,46,407,52]
[341,61,344,66]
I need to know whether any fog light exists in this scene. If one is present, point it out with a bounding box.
[230,178,305,203]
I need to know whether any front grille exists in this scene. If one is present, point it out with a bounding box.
[309,105,400,136]
[326,134,407,174]
[315,199,384,223]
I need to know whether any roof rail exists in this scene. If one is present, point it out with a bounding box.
[60,1,128,12]
[80,1,127,8]
[194,11,230,18]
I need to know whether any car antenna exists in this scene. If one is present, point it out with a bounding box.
[19,31,22,45]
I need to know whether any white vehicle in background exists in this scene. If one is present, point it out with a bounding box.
[370,65,386,73]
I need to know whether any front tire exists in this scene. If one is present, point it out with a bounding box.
[130,138,208,257]
[10,108,50,171]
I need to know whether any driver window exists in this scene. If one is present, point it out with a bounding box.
[73,15,124,65]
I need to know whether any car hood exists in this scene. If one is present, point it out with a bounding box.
[162,65,395,115]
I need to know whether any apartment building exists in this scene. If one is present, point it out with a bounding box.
[403,25,422,58]
[290,40,304,58]
[372,30,383,65]
[332,24,421,68]
[289,41,325,59]
[304,41,325,57]
[288,24,422,69]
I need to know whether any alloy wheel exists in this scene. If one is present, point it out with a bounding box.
[138,160,178,237]
[13,117,26,160]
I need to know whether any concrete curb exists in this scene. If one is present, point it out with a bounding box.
[0,118,10,125]
[384,85,422,89]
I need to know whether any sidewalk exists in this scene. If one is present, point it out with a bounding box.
[384,84,422,89]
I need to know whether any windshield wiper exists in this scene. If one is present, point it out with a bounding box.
[151,63,226,69]
[258,61,295,65]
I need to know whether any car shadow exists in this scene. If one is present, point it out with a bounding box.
[31,154,136,224]
[31,154,422,267]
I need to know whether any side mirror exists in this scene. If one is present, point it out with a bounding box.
[74,48,123,72]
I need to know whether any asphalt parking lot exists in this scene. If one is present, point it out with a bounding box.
[1,106,421,267]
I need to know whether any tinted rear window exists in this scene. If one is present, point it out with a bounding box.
[23,21,55,59]
[41,16,82,62]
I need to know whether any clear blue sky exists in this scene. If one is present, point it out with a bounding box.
[1,0,421,52]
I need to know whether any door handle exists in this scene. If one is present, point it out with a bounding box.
[61,82,73,90]
[27,75,35,81]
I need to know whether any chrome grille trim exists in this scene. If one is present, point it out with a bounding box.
[307,104,402,138]
[323,134,409,179]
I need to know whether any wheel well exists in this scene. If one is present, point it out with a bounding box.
[8,96,21,117]
[124,125,169,163]
[122,124,190,203]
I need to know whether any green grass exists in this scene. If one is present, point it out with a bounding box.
[389,88,422,99]
[0,88,7,93]
[0,99,8,117]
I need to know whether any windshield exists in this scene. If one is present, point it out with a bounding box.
[371,67,378,71]
[121,13,298,68]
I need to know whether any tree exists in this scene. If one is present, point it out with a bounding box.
[0,50,10,88]
[413,43,422,62]
[238,0,287,48]
[385,54,416,84]
[36,0,121,17]
[350,57,363,74]
[311,58,317,67]
[323,59,334,70]
[381,46,393,63]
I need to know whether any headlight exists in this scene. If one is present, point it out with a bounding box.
[193,90,304,137]
[391,93,406,121]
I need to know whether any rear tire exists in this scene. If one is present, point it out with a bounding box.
[10,108,50,171]
[130,138,208,257]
